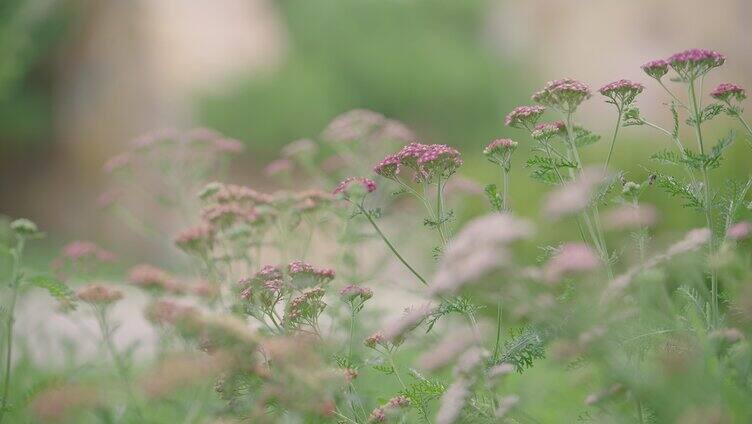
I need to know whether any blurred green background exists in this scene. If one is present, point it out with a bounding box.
[1,0,751,244]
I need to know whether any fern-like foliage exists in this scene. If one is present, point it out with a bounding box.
[686,103,724,125]
[654,174,705,212]
[24,275,77,309]
[720,177,752,235]
[525,154,576,185]
[573,126,601,148]
[484,184,503,212]
[400,369,446,421]
[425,296,482,332]
[491,326,546,372]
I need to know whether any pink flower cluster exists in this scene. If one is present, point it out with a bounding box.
[375,142,463,182]
[129,264,183,294]
[504,105,546,129]
[641,59,669,80]
[77,284,123,305]
[339,284,373,303]
[323,109,415,144]
[368,395,410,422]
[533,78,591,112]
[332,176,377,198]
[644,49,725,81]
[175,223,215,254]
[214,184,273,205]
[285,287,326,323]
[711,83,746,103]
[288,260,336,284]
[61,241,117,263]
[727,221,752,241]
[483,138,518,156]
[202,203,258,226]
[364,331,386,348]
[598,79,644,106]
[531,121,566,141]
[545,242,601,283]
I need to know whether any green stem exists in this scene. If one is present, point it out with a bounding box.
[355,203,427,286]
[688,79,719,327]
[604,107,622,172]
[501,169,509,211]
[0,238,23,424]
[492,301,503,361]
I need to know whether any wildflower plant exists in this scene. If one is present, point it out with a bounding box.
[6,48,752,424]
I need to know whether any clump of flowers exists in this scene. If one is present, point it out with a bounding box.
[129,264,183,294]
[175,223,215,255]
[531,120,566,141]
[711,82,746,103]
[288,260,336,287]
[340,284,373,312]
[504,105,546,130]
[667,48,725,81]
[76,284,123,305]
[599,79,644,108]
[332,176,377,199]
[641,59,669,80]
[533,78,592,112]
[483,139,518,172]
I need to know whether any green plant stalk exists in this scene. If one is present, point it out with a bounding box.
[501,167,509,211]
[603,106,622,172]
[542,143,589,244]
[0,238,23,424]
[355,202,428,286]
[688,79,719,327]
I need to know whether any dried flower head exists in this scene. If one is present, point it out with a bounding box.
[332,176,377,199]
[77,284,123,305]
[545,242,601,282]
[533,78,591,112]
[599,79,644,107]
[711,82,746,103]
[641,59,669,80]
[668,48,726,81]
[505,105,546,129]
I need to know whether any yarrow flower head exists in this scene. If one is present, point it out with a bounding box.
[711,83,746,103]
[599,79,644,107]
[373,153,401,178]
[332,177,377,199]
[77,284,123,305]
[285,287,326,324]
[483,139,518,171]
[505,105,546,129]
[531,121,566,142]
[641,59,669,80]
[415,143,463,182]
[287,260,335,287]
[668,48,725,81]
[339,284,373,311]
[175,223,215,255]
[364,331,386,349]
[129,264,183,294]
[533,78,591,112]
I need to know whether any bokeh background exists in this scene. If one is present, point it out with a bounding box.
[2,0,752,255]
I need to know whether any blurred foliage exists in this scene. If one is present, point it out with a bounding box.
[0,0,77,149]
[198,0,526,159]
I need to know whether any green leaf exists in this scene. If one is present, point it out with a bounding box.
[573,126,601,148]
[706,130,735,169]
[25,275,77,309]
[655,174,704,211]
[670,101,680,139]
[484,184,503,212]
[686,103,724,125]
[492,326,546,372]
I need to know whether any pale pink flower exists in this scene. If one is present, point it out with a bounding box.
[603,204,659,231]
[544,242,600,282]
[544,168,606,219]
[382,304,433,344]
[281,138,317,157]
[213,137,245,154]
[727,221,752,241]
[436,378,471,424]
[77,284,123,305]
[62,241,116,263]
[264,158,292,176]
[417,329,480,371]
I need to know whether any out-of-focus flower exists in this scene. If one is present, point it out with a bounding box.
[144,300,197,326]
[264,158,293,176]
[282,138,317,158]
[431,213,533,296]
[436,378,471,424]
[102,153,131,174]
[668,48,725,81]
[175,223,215,254]
[31,383,101,422]
[129,264,183,294]
[417,328,480,371]
[367,396,411,423]
[505,105,546,129]
[641,59,669,80]
[61,241,117,263]
[212,137,245,154]
[323,109,414,144]
[726,221,752,241]
[332,176,377,199]
[533,78,591,112]
[711,83,746,103]
[214,184,273,205]
[584,383,624,406]
[287,260,335,287]
[382,304,433,345]
[10,218,40,237]
[339,284,373,304]
[343,367,359,382]
[364,331,386,349]
[77,284,123,305]
[544,242,601,283]
[202,203,258,226]
[495,395,520,418]
[599,79,644,107]
[603,204,659,231]
[544,168,606,219]
[139,353,231,399]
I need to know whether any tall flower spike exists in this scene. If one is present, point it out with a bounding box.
[599,79,644,108]
[641,59,669,80]
[711,83,746,103]
[668,48,725,81]
[505,105,546,129]
[533,78,591,113]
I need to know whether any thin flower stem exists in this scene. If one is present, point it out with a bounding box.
[604,107,622,172]
[688,79,719,327]
[542,143,589,244]
[492,300,503,361]
[501,168,509,211]
[354,202,428,286]
[0,238,23,424]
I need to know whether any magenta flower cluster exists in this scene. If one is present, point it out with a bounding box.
[332,176,377,198]
[288,260,336,282]
[711,83,746,103]
[641,59,669,80]
[599,79,644,107]
[531,121,566,141]
[504,105,546,129]
[643,49,725,81]
[374,142,463,182]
